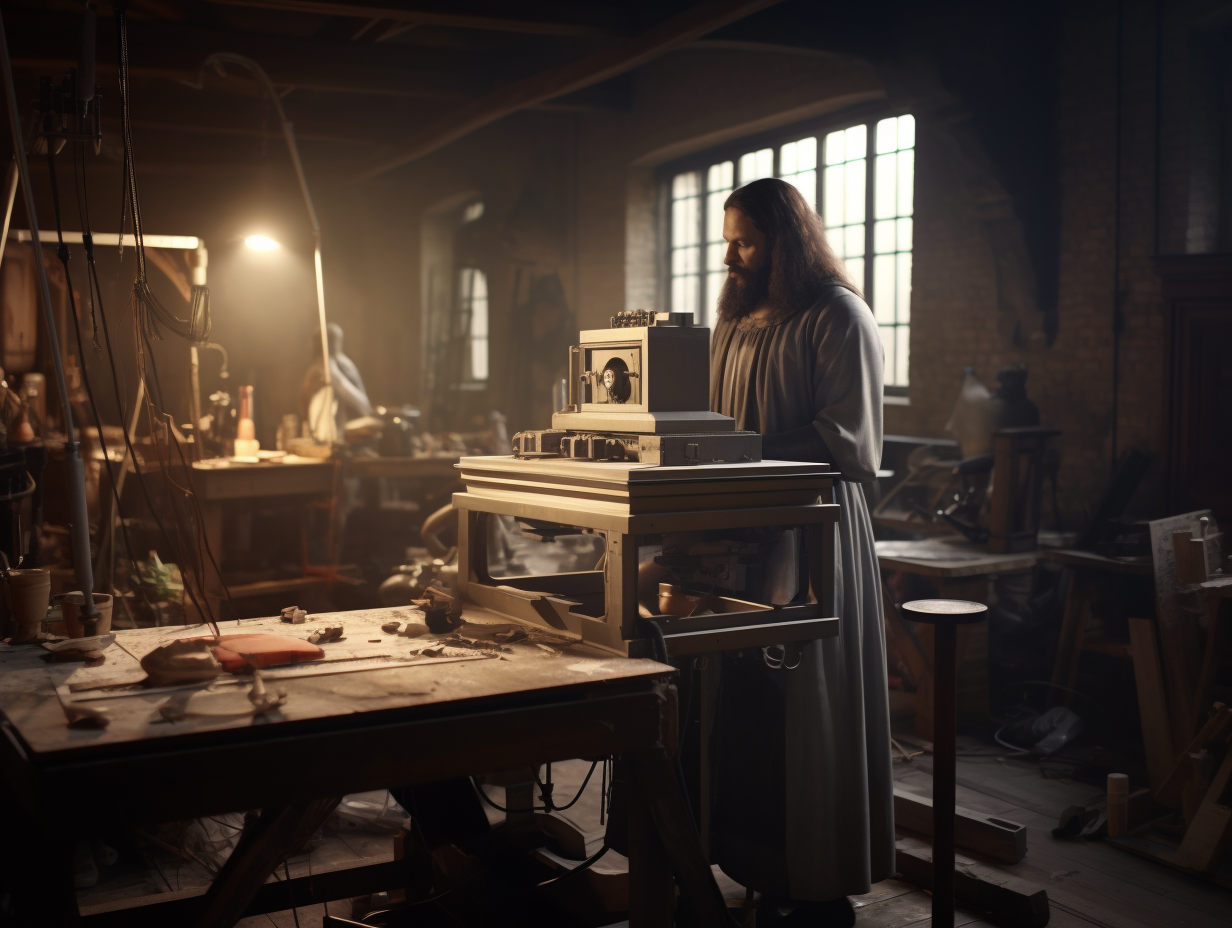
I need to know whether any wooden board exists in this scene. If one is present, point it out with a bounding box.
[893,783,1028,863]
[1127,617,1176,792]
[1149,510,1214,753]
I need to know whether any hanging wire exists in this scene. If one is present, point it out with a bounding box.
[114,0,210,345]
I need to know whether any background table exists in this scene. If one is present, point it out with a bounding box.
[877,537,1043,738]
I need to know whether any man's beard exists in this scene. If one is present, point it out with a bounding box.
[717,263,770,320]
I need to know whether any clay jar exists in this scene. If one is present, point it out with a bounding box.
[57,592,114,638]
[4,568,50,642]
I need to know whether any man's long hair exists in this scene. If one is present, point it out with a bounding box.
[720,178,862,321]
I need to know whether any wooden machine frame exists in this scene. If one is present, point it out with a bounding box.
[454,456,843,656]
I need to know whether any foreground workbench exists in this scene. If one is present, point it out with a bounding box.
[0,606,725,927]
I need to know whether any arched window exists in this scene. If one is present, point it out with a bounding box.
[457,266,489,382]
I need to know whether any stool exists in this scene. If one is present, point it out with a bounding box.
[901,598,988,928]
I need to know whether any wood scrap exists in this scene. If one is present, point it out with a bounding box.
[1150,510,1214,753]
[1128,617,1175,792]
[1173,748,1232,872]
[893,784,1027,863]
[895,834,1049,928]
[1155,705,1231,807]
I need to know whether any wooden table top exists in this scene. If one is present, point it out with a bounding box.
[187,457,336,501]
[875,538,1043,578]
[1043,548,1155,576]
[0,607,670,760]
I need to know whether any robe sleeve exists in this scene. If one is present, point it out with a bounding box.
[807,292,884,482]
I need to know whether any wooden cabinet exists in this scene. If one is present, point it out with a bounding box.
[1157,255,1232,522]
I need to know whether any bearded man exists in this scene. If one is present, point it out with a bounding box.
[707,178,894,926]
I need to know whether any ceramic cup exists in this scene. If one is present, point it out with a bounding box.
[4,568,51,643]
[57,592,114,638]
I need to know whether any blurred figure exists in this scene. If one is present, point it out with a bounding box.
[299,322,372,442]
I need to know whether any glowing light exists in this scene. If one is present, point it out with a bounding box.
[244,235,280,252]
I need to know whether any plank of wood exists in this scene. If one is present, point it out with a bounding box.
[1150,511,1213,753]
[893,784,1027,863]
[356,0,786,179]
[1173,749,1232,872]
[894,835,1049,928]
[1154,706,1232,807]
[1127,618,1176,792]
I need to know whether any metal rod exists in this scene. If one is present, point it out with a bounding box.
[0,7,98,626]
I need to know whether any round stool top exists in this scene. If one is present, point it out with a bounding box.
[900,599,988,625]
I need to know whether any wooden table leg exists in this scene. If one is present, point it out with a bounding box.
[1049,570,1091,708]
[627,764,674,928]
[932,620,959,928]
[193,796,341,928]
[630,746,731,928]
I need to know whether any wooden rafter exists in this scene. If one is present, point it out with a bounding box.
[355,0,785,181]
[201,0,630,36]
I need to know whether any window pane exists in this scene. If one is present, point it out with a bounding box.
[823,164,844,228]
[898,114,916,150]
[784,169,816,208]
[844,224,864,258]
[897,217,913,252]
[895,325,909,387]
[874,219,895,255]
[672,171,699,199]
[739,148,773,183]
[845,124,867,161]
[781,140,798,175]
[844,256,864,289]
[708,161,733,191]
[824,128,846,165]
[878,325,896,383]
[875,152,897,219]
[897,149,915,216]
[843,159,866,225]
[873,255,896,324]
[875,117,898,154]
[673,196,699,246]
[896,252,912,323]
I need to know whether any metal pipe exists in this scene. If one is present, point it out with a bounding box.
[0,8,98,626]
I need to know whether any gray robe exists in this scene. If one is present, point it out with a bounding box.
[708,285,895,900]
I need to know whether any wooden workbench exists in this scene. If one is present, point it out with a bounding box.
[188,457,339,618]
[0,606,725,927]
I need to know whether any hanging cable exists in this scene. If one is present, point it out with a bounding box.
[113,0,210,345]
[44,134,145,606]
[72,142,224,633]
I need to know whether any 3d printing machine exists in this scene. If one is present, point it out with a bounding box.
[456,311,841,657]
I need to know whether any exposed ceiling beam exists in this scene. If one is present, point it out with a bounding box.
[355,0,784,181]
[200,0,632,36]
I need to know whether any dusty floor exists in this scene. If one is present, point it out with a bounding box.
[75,733,1232,927]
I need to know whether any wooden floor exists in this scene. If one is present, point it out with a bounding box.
[75,736,1232,927]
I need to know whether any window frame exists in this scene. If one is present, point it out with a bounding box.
[657,103,914,397]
